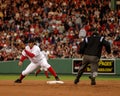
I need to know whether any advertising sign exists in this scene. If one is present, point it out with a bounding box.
[72,59,115,74]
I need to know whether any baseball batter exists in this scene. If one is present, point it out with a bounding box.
[14,38,60,83]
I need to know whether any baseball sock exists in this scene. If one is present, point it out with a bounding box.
[19,74,25,80]
[44,71,49,78]
[48,67,57,77]
[36,69,41,75]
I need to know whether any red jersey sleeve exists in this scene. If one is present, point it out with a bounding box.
[20,55,27,62]
[24,50,35,58]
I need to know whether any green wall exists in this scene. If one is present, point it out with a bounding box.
[48,58,72,74]
[0,58,120,75]
[0,59,72,74]
[115,58,120,75]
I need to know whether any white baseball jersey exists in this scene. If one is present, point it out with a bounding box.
[42,50,50,60]
[21,45,51,75]
[22,45,45,63]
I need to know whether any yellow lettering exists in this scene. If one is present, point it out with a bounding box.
[87,67,91,71]
[99,61,112,66]
[98,68,112,72]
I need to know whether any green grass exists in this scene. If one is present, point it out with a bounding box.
[0,74,120,80]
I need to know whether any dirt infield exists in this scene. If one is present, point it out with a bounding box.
[0,80,120,96]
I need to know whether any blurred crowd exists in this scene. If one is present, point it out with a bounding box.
[0,0,120,61]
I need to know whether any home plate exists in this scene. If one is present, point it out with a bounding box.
[47,81,64,84]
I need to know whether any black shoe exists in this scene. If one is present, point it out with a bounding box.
[89,76,96,85]
[74,78,79,84]
[55,76,60,81]
[14,79,22,83]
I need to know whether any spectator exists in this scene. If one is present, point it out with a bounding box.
[0,0,119,61]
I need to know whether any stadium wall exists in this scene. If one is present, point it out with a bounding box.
[0,58,120,75]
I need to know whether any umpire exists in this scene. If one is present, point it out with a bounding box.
[74,32,111,85]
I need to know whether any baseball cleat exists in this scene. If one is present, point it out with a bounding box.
[14,79,22,83]
[55,76,60,81]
